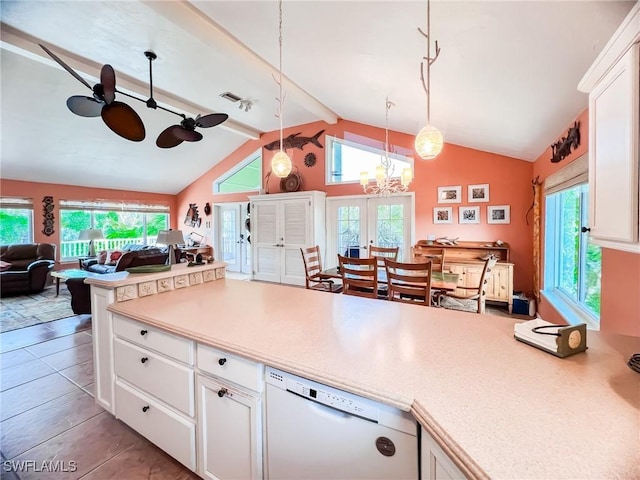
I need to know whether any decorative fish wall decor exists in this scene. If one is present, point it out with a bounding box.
[550,121,580,163]
[264,130,325,151]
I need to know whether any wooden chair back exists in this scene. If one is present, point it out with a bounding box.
[338,254,378,299]
[384,258,433,306]
[369,245,399,267]
[301,246,342,293]
[411,246,445,272]
[438,255,498,313]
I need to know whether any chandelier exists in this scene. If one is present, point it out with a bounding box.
[415,0,444,160]
[270,0,293,178]
[360,98,413,196]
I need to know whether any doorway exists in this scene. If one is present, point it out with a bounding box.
[213,202,251,273]
[325,194,414,266]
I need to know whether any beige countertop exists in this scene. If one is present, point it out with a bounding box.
[84,262,227,288]
[108,278,640,479]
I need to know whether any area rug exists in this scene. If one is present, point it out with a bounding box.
[0,286,76,333]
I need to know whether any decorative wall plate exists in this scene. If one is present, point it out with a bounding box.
[304,152,317,167]
[280,172,302,192]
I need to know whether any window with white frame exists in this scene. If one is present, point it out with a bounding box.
[213,149,262,193]
[544,183,601,325]
[325,136,413,185]
[59,200,169,259]
[0,197,34,244]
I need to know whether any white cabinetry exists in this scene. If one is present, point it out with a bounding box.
[196,344,263,480]
[421,426,466,480]
[249,190,326,285]
[90,286,115,413]
[579,4,640,253]
[112,314,197,470]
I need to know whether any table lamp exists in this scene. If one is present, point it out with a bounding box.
[156,229,185,265]
[78,228,104,257]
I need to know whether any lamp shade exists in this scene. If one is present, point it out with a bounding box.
[156,229,185,246]
[78,228,104,241]
[271,151,292,178]
[415,124,444,160]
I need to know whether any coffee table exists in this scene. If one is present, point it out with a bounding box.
[50,269,100,296]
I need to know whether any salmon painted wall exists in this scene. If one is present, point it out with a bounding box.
[0,179,177,267]
[532,109,639,336]
[177,119,534,291]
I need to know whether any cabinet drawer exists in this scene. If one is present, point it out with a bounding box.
[114,338,194,416]
[113,314,193,364]
[115,380,196,471]
[197,344,263,393]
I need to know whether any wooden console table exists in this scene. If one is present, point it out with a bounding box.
[414,241,514,313]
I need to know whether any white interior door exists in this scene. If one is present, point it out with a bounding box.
[326,194,414,267]
[215,203,250,273]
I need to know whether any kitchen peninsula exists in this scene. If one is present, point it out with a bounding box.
[89,273,639,479]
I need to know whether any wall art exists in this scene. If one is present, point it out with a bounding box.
[487,205,511,224]
[459,206,480,224]
[468,183,489,202]
[437,185,462,204]
[42,196,55,236]
[433,207,453,224]
[550,121,580,163]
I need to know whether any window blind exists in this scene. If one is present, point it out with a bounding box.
[0,197,34,209]
[59,200,169,213]
[543,153,588,195]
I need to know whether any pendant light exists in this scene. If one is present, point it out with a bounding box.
[271,0,293,178]
[415,0,444,160]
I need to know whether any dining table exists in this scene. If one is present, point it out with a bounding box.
[321,267,460,292]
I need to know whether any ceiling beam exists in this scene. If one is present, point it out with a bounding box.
[143,0,339,125]
[0,23,261,140]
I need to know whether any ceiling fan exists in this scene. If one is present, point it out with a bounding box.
[39,45,228,148]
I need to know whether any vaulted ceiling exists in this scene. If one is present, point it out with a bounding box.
[0,1,634,194]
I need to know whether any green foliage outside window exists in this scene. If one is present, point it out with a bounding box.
[0,209,32,244]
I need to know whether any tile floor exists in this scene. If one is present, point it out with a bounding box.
[0,315,198,479]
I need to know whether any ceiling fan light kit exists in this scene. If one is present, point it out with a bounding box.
[415,0,444,160]
[270,0,293,179]
[39,44,228,148]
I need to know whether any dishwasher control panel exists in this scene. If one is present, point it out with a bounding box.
[266,367,379,422]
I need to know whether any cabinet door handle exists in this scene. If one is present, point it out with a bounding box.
[218,358,227,366]
[140,330,148,336]
[141,357,148,364]
[217,388,228,398]
[581,226,591,233]
[142,405,150,413]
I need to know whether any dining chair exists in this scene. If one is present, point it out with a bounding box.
[384,258,433,306]
[369,245,399,267]
[337,254,379,299]
[300,246,343,293]
[437,255,498,314]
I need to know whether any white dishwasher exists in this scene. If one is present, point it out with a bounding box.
[265,367,418,480]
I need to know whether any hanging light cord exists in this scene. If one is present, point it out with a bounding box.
[418,0,441,124]
[383,98,394,172]
[278,0,285,153]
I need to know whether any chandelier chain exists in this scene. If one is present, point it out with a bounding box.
[278,0,284,151]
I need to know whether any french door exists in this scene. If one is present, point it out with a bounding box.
[214,202,251,273]
[325,194,414,267]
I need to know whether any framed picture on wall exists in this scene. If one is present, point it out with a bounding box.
[437,185,462,204]
[487,205,511,224]
[433,207,453,224]
[468,184,489,202]
[459,206,480,224]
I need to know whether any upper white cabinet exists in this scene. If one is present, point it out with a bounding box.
[579,4,640,253]
[249,191,326,285]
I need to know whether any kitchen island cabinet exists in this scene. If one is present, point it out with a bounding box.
[105,278,639,480]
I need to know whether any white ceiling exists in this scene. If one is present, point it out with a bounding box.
[0,1,635,194]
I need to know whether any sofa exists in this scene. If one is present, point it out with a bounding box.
[80,244,169,274]
[0,243,56,297]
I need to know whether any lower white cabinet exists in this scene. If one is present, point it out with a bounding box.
[421,426,465,480]
[196,374,262,480]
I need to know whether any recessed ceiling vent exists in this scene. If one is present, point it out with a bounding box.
[220,92,242,103]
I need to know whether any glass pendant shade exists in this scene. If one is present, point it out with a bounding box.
[271,150,292,178]
[415,124,444,160]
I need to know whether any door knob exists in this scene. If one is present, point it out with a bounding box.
[140,330,148,336]
[218,358,227,366]
[142,405,150,413]
[581,226,591,233]
[217,388,228,398]
[141,357,148,364]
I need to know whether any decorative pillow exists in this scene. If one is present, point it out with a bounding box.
[105,250,123,266]
[97,250,108,265]
[0,260,12,271]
